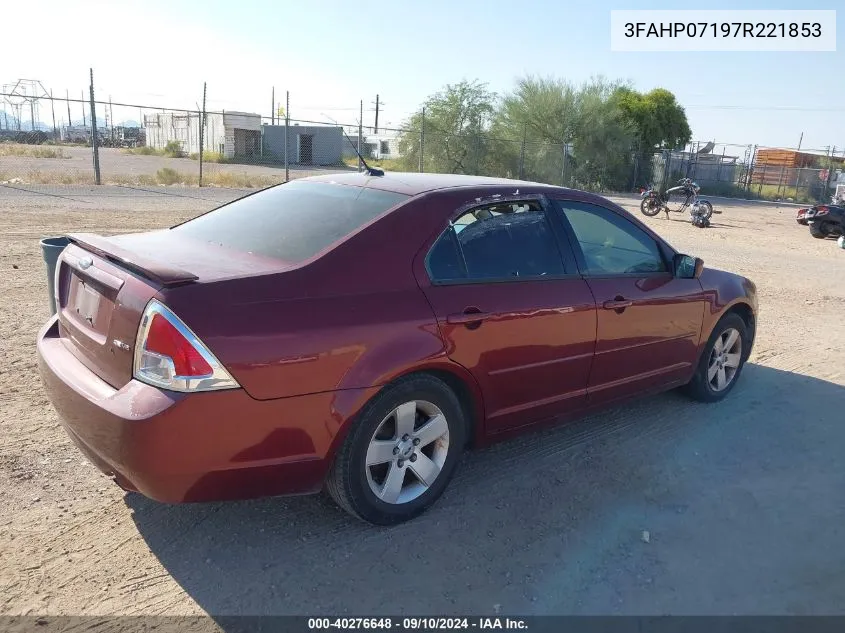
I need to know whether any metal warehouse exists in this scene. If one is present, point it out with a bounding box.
[261,123,343,166]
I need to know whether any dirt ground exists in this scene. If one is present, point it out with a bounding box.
[0,146,346,186]
[1,184,844,619]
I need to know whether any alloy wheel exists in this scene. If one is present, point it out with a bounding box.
[365,400,450,504]
[707,327,742,392]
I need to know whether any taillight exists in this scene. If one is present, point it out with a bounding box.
[815,206,829,216]
[133,300,239,392]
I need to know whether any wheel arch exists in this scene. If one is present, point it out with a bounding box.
[724,301,756,360]
[326,361,486,472]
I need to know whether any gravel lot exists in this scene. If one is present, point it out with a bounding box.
[1,184,844,618]
[0,145,347,185]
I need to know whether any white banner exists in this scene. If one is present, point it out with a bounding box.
[610,10,836,52]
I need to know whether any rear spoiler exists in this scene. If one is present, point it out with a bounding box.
[66,233,199,286]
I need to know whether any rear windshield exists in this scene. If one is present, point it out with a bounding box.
[171,180,409,263]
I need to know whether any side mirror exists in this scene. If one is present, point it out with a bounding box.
[674,253,704,279]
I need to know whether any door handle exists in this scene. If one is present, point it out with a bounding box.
[447,310,492,325]
[602,297,633,311]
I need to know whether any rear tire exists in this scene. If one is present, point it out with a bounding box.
[640,198,661,217]
[810,221,829,239]
[326,374,466,525]
[683,313,748,403]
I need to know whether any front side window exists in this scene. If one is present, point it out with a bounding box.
[427,200,566,282]
[557,202,667,275]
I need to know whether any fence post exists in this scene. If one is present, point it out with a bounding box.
[746,145,756,193]
[824,146,836,195]
[284,91,289,182]
[518,123,527,180]
[89,68,101,185]
[716,146,725,183]
[199,82,206,187]
[419,107,425,173]
[560,143,567,186]
[358,100,363,173]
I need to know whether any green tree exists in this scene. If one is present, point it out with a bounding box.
[615,87,692,187]
[615,87,692,151]
[488,76,577,182]
[397,80,495,174]
[491,76,636,190]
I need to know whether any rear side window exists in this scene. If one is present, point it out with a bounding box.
[171,181,409,263]
[427,200,566,282]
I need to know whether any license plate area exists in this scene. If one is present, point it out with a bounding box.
[74,282,101,326]
[64,270,117,343]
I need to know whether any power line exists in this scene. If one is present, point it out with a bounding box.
[686,104,845,112]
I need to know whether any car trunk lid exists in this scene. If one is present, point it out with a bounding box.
[56,230,289,389]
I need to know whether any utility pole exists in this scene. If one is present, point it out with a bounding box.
[30,100,36,133]
[65,89,71,128]
[81,90,86,127]
[89,68,101,185]
[109,96,114,144]
[50,90,57,139]
[271,86,275,125]
[797,132,803,152]
[373,94,381,134]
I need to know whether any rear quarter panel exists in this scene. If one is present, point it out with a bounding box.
[157,193,462,401]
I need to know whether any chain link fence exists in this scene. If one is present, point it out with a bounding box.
[648,142,845,204]
[2,83,843,205]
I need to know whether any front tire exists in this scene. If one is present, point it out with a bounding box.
[697,201,714,220]
[683,313,748,403]
[326,374,466,525]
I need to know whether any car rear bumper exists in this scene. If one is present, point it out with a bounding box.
[36,316,378,503]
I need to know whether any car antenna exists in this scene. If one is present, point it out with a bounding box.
[322,112,383,177]
[342,131,383,177]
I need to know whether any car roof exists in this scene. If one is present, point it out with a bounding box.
[303,171,566,196]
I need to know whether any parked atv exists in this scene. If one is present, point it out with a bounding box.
[806,204,845,239]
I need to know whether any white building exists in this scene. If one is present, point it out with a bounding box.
[342,132,403,160]
[143,111,262,158]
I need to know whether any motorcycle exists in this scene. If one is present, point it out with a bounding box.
[640,178,715,225]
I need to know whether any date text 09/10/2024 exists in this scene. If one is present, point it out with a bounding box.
[307,618,528,630]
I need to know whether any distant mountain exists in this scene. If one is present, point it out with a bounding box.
[0,110,142,131]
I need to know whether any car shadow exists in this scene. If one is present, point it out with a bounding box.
[126,363,845,619]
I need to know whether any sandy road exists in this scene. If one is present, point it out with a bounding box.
[1,185,844,621]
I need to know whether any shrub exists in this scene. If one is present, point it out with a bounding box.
[188,151,225,163]
[163,141,184,158]
[156,167,182,185]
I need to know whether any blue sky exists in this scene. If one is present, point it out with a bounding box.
[1,0,841,151]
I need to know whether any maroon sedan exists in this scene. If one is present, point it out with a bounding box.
[37,173,757,524]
